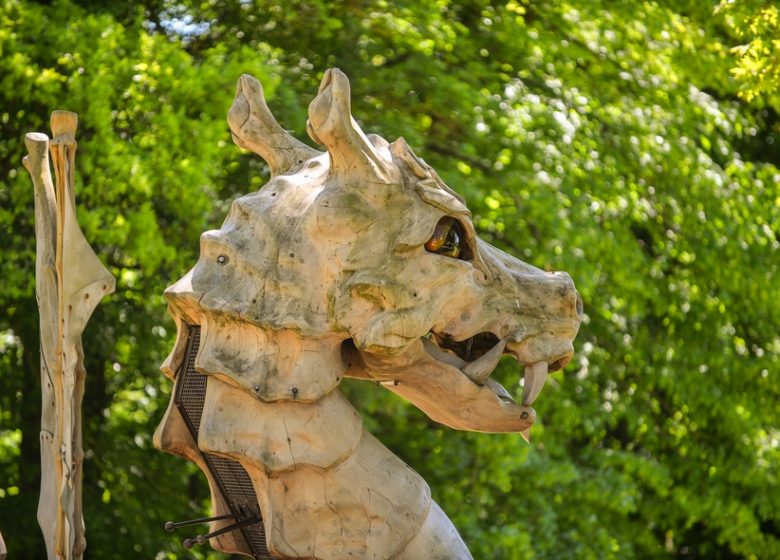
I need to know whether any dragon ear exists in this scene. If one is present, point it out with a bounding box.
[228,74,321,177]
[307,68,399,185]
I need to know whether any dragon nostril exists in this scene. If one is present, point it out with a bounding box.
[575,291,583,316]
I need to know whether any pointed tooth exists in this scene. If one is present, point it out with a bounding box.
[421,336,466,368]
[485,377,514,403]
[461,339,506,384]
[522,361,548,406]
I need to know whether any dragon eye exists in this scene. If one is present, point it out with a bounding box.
[425,217,466,259]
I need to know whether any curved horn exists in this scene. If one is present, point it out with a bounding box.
[307,68,399,184]
[228,74,320,176]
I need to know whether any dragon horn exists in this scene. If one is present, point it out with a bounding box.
[228,74,321,177]
[307,68,399,185]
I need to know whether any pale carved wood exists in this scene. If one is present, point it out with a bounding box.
[24,112,115,560]
[155,69,582,558]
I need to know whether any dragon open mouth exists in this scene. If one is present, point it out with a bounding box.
[431,331,500,363]
[425,330,569,407]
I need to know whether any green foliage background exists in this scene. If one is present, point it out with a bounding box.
[1,0,778,558]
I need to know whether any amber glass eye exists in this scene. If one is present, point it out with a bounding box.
[425,217,465,259]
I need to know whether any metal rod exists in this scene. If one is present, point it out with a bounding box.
[164,513,237,532]
[182,516,261,549]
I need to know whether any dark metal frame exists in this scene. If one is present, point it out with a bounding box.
[173,325,271,559]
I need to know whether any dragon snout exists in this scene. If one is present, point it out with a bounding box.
[495,269,583,369]
[509,270,583,321]
[544,270,583,320]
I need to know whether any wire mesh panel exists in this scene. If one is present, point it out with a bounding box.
[206,453,270,554]
[175,326,206,434]
[174,325,272,559]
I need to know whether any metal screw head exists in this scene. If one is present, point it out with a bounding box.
[217,255,227,264]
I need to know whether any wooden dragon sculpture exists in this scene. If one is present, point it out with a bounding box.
[154,69,583,559]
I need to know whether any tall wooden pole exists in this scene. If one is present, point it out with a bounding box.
[23,111,115,560]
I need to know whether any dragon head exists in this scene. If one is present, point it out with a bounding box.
[162,68,582,437]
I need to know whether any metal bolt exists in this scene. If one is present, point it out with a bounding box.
[217,255,227,264]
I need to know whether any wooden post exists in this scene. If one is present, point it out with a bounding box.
[23,111,115,560]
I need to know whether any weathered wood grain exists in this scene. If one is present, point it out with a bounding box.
[24,112,115,560]
[156,69,582,558]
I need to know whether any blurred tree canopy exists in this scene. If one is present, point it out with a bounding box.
[717,0,780,106]
[1,0,778,558]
